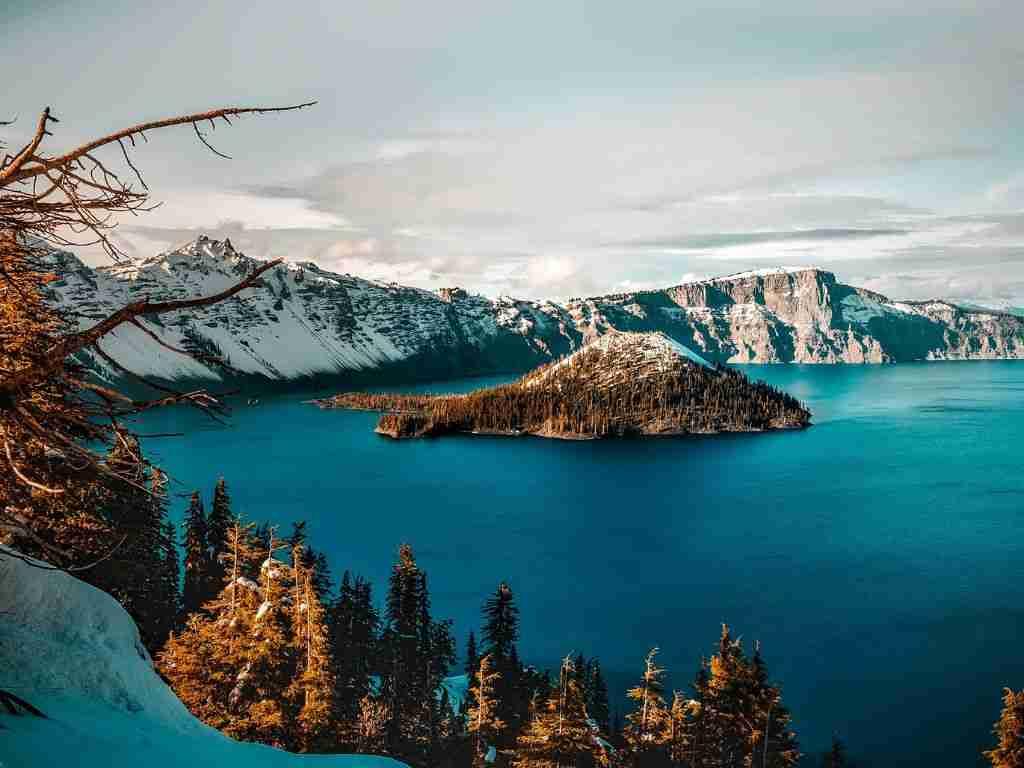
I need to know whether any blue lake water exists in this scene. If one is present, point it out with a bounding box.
[135,362,1024,767]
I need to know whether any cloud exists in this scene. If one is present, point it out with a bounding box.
[611,228,911,251]
[9,0,1022,301]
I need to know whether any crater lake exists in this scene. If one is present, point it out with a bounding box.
[135,361,1024,767]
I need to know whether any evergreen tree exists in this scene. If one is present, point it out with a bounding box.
[698,627,799,768]
[624,648,672,767]
[667,691,691,767]
[464,630,481,715]
[294,571,337,752]
[206,477,233,598]
[147,470,181,649]
[589,660,611,736]
[748,642,800,768]
[87,445,180,654]
[466,630,480,678]
[686,663,712,768]
[380,543,455,762]
[181,491,209,616]
[481,581,523,745]
[329,570,379,748]
[986,688,1024,768]
[159,518,266,738]
[514,656,604,768]
[820,734,848,768]
[468,654,506,767]
[310,550,333,598]
[230,525,298,748]
[83,442,154,627]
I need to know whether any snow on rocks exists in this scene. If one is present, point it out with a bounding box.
[255,601,273,622]
[522,331,711,391]
[44,235,1024,371]
[234,576,260,592]
[0,546,408,768]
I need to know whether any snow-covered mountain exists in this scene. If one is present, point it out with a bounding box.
[0,547,407,768]
[44,236,1024,385]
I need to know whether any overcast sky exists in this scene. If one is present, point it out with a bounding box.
[4,0,1023,302]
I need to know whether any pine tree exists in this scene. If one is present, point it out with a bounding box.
[159,518,265,737]
[747,642,799,768]
[380,543,454,762]
[986,688,1024,768]
[589,660,611,736]
[624,648,672,767]
[206,477,233,598]
[310,550,333,598]
[232,526,298,748]
[181,491,209,616]
[481,581,523,745]
[89,446,179,654]
[329,570,379,749]
[466,630,480,679]
[83,441,152,620]
[464,630,481,716]
[820,734,848,768]
[514,656,604,768]
[147,470,181,649]
[686,663,712,768]
[468,654,506,767]
[294,572,336,752]
[698,627,799,768]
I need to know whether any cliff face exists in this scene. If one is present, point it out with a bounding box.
[45,240,1024,384]
[568,268,1024,364]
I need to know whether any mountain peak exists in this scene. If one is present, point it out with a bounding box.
[522,331,711,391]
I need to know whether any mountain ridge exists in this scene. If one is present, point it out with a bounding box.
[43,236,1024,385]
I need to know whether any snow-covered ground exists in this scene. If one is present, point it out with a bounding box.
[521,331,712,392]
[44,236,575,383]
[0,548,408,768]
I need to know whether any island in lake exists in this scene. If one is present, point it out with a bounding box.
[313,331,812,440]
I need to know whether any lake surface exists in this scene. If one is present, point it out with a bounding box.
[136,362,1024,767]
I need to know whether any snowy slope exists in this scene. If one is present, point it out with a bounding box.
[0,548,407,768]
[45,236,578,383]
[45,236,1024,378]
[521,331,711,392]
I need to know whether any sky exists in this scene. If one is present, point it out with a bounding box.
[3,0,1023,303]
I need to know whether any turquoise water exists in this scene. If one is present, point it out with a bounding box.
[136,363,1024,767]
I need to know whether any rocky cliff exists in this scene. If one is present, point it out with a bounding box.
[44,239,1024,385]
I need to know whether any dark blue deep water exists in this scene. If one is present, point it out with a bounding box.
[136,362,1024,767]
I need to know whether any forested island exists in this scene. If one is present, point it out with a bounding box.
[313,332,812,440]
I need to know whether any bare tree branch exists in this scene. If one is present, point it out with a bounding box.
[1,102,316,187]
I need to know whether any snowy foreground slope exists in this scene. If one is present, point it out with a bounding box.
[44,236,1024,384]
[0,549,407,768]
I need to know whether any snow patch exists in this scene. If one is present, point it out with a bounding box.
[0,547,408,768]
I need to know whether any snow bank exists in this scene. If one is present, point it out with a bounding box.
[439,674,468,715]
[0,548,407,768]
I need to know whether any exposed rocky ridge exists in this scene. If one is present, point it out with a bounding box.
[314,332,811,440]
[44,237,1024,385]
